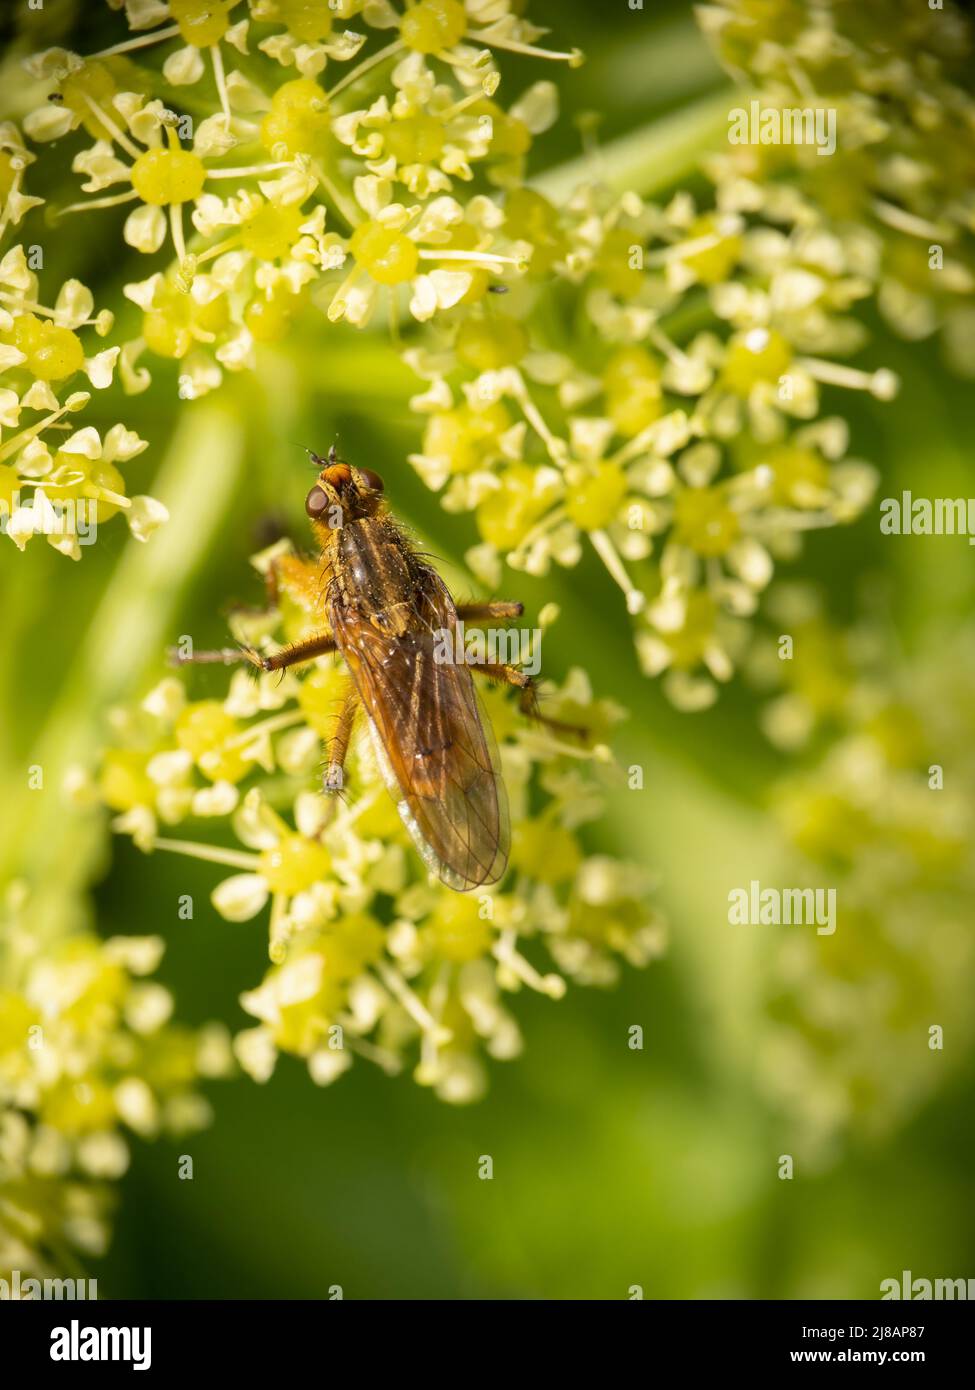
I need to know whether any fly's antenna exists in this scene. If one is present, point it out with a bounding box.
[293,442,325,470]
[327,442,337,465]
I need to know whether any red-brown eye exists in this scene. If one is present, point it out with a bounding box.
[356,468,384,493]
[306,486,330,518]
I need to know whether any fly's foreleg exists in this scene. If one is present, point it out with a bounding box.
[226,552,326,621]
[168,630,336,672]
[251,631,337,672]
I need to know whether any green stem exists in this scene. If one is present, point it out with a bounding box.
[532,88,734,203]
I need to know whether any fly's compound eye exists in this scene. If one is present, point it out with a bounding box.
[356,468,385,493]
[306,485,331,520]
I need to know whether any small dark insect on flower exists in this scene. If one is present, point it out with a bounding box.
[174,447,577,891]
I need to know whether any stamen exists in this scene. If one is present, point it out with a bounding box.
[415,962,451,1085]
[872,199,950,242]
[0,292,56,314]
[207,161,294,178]
[193,233,243,266]
[439,83,498,120]
[645,233,721,267]
[221,711,306,750]
[80,93,142,160]
[798,358,900,400]
[417,248,527,269]
[589,529,646,614]
[508,371,569,465]
[327,265,365,322]
[0,395,89,465]
[90,24,182,58]
[152,837,262,872]
[56,189,139,217]
[169,202,187,265]
[437,46,494,76]
[341,1032,403,1075]
[268,893,292,963]
[375,961,453,1043]
[782,57,816,104]
[750,509,844,534]
[493,930,566,998]
[469,30,584,66]
[311,161,361,230]
[210,43,232,126]
[91,487,132,508]
[611,412,681,468]
[325,38,405,100]
[0,164,24,243]
[521,729,610,763]
[646,321,694,370]
[509,504,569,559]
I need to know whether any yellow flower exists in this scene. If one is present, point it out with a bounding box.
[92,571,659,1100]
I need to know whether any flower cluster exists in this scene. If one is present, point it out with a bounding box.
[17,2,577,397]
[84,543,664,1103]
[0,239,166,559]
[752,605,975,1161]
[405,181,894,708]
[699,0,975,376]
[0,879,233,1283]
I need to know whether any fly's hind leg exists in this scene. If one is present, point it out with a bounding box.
[467,659,587,740]
[455,600,524,621]
[457,600,583,729]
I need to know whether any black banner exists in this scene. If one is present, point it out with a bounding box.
[2,1298,971,1374]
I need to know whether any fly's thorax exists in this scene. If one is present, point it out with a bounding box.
[331,516,419,632]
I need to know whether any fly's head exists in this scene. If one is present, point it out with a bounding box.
[304,445,386,538]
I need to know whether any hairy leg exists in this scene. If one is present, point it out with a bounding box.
[173,550,334,671]
[169,630,336,672]
[226,551,327,620]
[467,658,586,738]
[322,679,359,794]
[455,599,524,621]
[266,552,328,614]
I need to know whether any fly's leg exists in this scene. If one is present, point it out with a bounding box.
[169,630,336,672]
[322,679,359,797]
[455,600,524,621]
[172,552,334,671]
[226,551,326,621]
[252,631,337,672]
[467,659,587,739]
[267,552,328,615]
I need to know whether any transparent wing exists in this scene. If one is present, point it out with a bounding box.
[332,572,509,891]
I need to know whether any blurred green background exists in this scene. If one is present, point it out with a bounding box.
[1,0,974,1298]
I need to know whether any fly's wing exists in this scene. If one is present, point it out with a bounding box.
[332,573,509,891]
